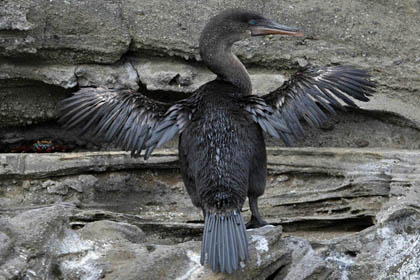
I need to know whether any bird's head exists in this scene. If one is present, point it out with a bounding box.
[199,9,304,95]
[200,9,304,47]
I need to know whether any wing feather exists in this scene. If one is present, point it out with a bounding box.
[242,65,375,143]
[57,88,197,159]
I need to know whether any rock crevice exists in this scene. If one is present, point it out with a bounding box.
[0,148,419,279]
[1,1,419,279]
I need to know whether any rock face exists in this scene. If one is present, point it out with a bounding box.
[1,148,419,279]
[1,1,420,279]
[1,0,420,136]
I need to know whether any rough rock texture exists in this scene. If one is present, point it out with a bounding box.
[0,0,131,63]
[0,148,419,279]
[1,0,420,279]
[1,0,420,138]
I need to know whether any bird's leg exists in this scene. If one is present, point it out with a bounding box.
[246,196,268,229]
[201,207,206,220]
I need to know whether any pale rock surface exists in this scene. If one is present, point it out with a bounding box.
[0,148,419,279]
[1,0,420,279]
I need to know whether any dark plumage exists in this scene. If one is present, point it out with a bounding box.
[57,8,375,273]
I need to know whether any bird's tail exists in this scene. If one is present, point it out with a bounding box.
[200,209,248,273]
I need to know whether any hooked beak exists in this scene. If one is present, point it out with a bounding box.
[250,19,304,37]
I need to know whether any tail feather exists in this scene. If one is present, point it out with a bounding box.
[200,210,248,273]
[227,216,237,271]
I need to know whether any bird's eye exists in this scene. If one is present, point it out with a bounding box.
[249,19,256,25]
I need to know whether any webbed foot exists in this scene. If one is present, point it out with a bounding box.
[246,215,268,229]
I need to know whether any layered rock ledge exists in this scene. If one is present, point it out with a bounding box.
[1,0,420,137]
[1,1,420,279]
[0,148,419,279]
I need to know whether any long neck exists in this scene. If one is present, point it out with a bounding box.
[199,30,252,95]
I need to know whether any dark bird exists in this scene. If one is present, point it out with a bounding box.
[57,9,375,274]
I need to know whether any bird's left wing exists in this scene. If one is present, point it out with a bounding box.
[57,88,197,159]
[241,65,376,144]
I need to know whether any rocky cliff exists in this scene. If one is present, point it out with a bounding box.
[0,0,419,279]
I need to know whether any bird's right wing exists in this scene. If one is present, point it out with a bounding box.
[242,65,376,144]
[57,88,197,159]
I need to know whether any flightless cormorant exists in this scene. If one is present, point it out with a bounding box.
[57,8,375,274]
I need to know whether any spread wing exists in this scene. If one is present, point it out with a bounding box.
[57,88,196,159]
[242,65,376,144]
